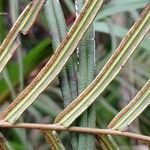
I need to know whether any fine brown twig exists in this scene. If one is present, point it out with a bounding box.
[0,121,150,142]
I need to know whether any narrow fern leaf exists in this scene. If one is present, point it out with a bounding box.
[0,0,104,124]
[43,131,65,150]
[96,135,119,150]
[0,133,10,150]
[0,40,20,74]
[0,0,45,73]
[21,0,46,34]
[108,79,150,131]
[55,5,150,127]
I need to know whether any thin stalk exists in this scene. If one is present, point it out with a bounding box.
[0,122,150,143]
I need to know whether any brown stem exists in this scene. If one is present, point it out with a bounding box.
[0,121,149,142]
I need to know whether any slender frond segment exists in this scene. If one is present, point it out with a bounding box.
[108,79,150,131]
[0,0,46,73]
[43,130,65,150]
[0,133,10,150]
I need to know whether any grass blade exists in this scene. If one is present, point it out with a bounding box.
[0,0,45,73]
[96,0,149,20]
[94,21,149,51]
[108,79,150,131]
[75,0,96,149]
[45,0,78,149]
[54,5,150,127]
[44,0,71,147]
[2,69,16,99]
[9,0,24,92]
[44,0,77,106]
[0,0,104,124]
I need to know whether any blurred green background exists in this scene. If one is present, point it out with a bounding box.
[0,0,150,149]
